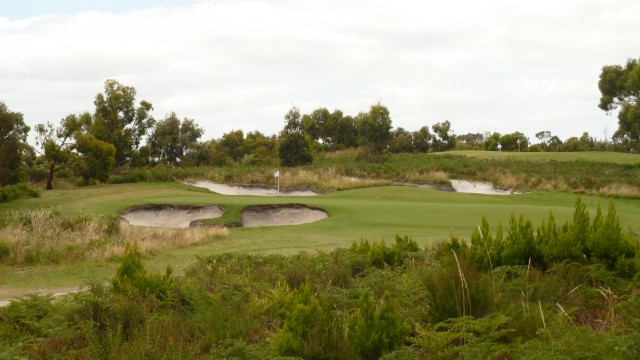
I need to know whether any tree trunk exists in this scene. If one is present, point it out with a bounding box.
[46,162,55,190]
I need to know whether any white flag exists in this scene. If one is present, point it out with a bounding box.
[274,171,280,177]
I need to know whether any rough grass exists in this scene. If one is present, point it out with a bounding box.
[0,208,228,266]
[443,150,640,164]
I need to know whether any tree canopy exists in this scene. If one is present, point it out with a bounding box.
[90,79,154,165]
[0,102,30,186]
[598,58,640,145]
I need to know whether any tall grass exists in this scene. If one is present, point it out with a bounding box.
[0,208,229,265]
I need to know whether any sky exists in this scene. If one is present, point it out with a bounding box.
[1,0,638,144]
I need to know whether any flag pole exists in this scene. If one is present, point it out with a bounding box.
[274,170,280,196]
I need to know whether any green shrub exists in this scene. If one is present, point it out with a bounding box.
[112,243,176,302]
[274,279,354,359]
[0,184,40,203]
[102,214,121,236]
[0,241,9,262]
[349,290,409,360]
[421,256,495,322]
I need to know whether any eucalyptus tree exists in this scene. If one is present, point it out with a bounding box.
[35,113,90,189]
[0,101,30,185]
[90,79,154,165]
[430,120,456,152]
[279,106,313,166]
[147,112,203,166]
[356,103,393,156]
[598,58,640,146]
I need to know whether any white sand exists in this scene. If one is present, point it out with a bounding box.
[242,205,328,228]
[121,205,223,228]
[450,180,519,195]
[187,181,318,196]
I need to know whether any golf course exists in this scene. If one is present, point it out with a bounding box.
[1,150,640,358]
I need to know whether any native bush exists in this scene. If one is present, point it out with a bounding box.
[421,254,495,322]
[501,214,541,266]
[112,243,176,302]
[466,197,639,275]
[349,290,409,360]
[273,279,354,359]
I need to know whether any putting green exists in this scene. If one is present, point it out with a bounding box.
[1,181,639,299]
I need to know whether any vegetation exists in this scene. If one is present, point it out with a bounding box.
[599,57,640,150]
[0,101,30,186]
[0,200,638,358]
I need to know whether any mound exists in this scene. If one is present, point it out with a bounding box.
[121,204,223,228]
[242,204,328,228]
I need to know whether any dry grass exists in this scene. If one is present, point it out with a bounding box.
[401,170,450,185]
[196,167,389,192]
[279,168,388,191]
[112,225,229,258]
[598,184,640,198]
[0,208,229,265]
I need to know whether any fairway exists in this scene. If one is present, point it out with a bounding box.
[2,181,640,300]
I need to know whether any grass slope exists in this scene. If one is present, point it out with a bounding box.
[442,150,640,164]
[2,181,640,300]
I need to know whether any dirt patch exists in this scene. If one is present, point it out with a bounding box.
[121,204,223,228]
[242,204,328,228]
[187,181,318,196]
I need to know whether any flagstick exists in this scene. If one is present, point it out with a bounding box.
[277,173,280,196]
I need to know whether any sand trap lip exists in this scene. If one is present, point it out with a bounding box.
[242,204,328,228]
[121,204,223,228]
[187,181,318,196]
[450,179,520,195]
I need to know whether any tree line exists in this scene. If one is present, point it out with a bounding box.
[1,57,638,189]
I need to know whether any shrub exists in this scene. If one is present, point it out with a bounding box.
[273,279,354,359]
[112,243,176,302]
[349,290,409,360]
[0,184,40,203]
[421,255,495,322]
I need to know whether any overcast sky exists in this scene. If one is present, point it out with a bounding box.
[1,0,638,143]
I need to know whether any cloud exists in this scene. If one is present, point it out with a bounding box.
[1,0,636,142]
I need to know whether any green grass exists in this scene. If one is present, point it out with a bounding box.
[442,150,640,164]
[2,181,640,300]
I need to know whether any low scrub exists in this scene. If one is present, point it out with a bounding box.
[0,184,40,203]
[1,200,639,358]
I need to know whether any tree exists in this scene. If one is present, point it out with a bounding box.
[412,126,431,153]
[147,112,203,166]
[74,133,116,184]
[244,131,277,164]
[219,129,246,163]
[389,127,414,153]
[431,120,456,152]
[456,132,485,150]
[333,111,358,149]
[35,113,91,189]
[90,79,154,165]
[356,103,393,156]
[0,101,30,186]
[279,106,313,167]
[500,132,528,151]
[598,58,640,146]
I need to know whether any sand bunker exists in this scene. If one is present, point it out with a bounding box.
[121,204,223,228]
[450,180,520,195]
[242,204,328,228]
[188,181,318,196]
